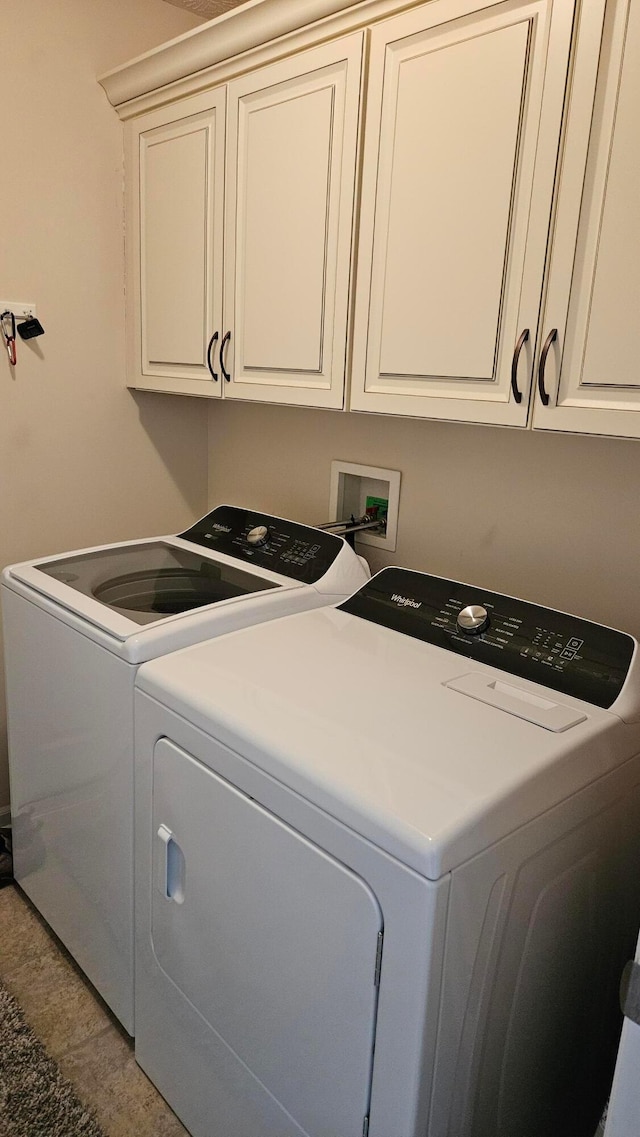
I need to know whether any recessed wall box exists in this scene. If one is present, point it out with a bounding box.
[329,461,401,551]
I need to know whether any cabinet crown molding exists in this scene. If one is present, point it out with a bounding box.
[98,0,361,107]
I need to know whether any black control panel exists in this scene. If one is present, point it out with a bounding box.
[339,567,635,709]
[179,506,343,584]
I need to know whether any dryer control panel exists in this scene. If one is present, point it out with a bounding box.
[339,567,635,709]
[179,506,343,585]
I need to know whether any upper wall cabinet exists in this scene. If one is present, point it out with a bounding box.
[532,0,640,438]
[125,33,363,406]
[349,0,585,427]
[110,0,635,438]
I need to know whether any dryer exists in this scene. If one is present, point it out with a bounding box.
[1,505,368,1033]
[134,567,640,1137]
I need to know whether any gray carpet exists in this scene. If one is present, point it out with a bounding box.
[0,979,106,1137]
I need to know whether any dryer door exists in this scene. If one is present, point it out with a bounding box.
[148,738,383,1137]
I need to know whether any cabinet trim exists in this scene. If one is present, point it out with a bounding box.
[99,0,482,117]
[98,0,371,108]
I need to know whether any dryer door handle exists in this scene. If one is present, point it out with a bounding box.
[156,824,185,904]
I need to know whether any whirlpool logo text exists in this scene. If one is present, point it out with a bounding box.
[391,593,422,609]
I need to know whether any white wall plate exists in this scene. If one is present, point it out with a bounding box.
[329,461,401,551]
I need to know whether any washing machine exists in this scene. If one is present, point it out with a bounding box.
[133,566,640,1137]
[1,504,368,1034]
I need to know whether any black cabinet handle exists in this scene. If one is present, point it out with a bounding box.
[206,331,219,381]
[537,328,557,407]
[510,328,529,404]
[219,330,231,382]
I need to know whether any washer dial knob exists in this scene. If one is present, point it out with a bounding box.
[246,524,270,548]
[457,604,489,635]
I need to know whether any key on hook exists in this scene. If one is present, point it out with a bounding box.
[1,311,17,366]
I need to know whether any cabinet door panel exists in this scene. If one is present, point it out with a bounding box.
[534,0,640,436]
[351,0,576,427]
[225,34,363,408]
[241,84,334,373]
[378,20,529,382]
[143,124,210,367]
[127,93,225,395]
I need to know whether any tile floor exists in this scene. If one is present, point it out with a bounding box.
[0,883,188,1137]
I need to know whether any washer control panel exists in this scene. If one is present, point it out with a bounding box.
[179,506,343,584]
[339,567,635,709]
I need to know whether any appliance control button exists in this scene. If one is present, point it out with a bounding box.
[457,604,489,635]
[246,524,270,548]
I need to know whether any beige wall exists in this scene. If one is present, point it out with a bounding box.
[208,400,640,637]
[0,0,209,810]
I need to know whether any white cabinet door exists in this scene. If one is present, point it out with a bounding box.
[126,91,225,396]
[350,0,577,427]
[533,0,640,438]
[223,34,363,408]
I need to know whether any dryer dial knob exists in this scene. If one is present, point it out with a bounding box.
[457,604,489,635]
[246,524,269,548]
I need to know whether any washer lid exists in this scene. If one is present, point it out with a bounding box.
[36,542,278,627]
[3,536,302,652]
[2,505,368,650]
